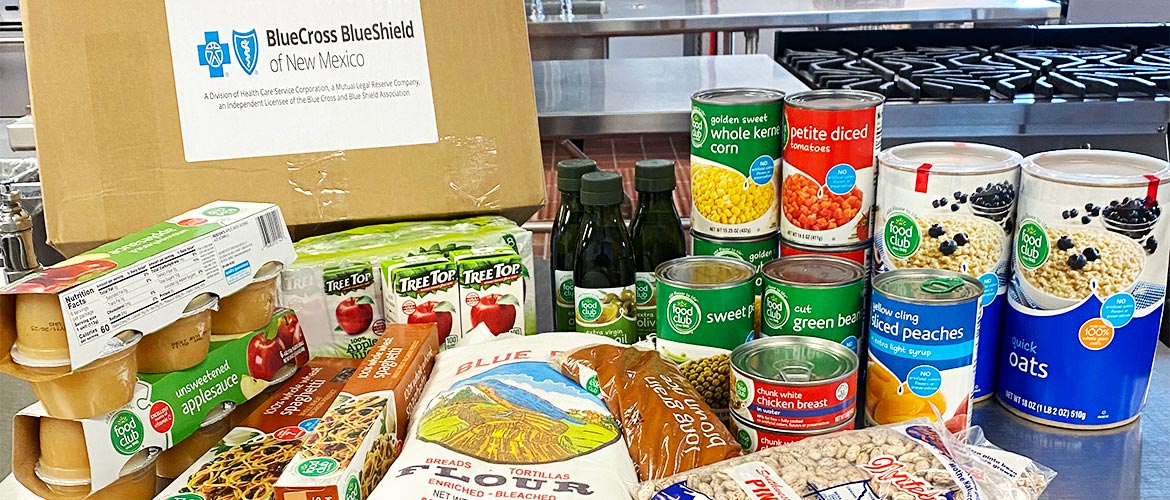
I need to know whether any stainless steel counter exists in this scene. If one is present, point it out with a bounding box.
[535,55,810,137]
[527,0,1063,36]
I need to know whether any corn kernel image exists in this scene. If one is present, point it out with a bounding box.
[866,361,947,424]
[692,164,775,225]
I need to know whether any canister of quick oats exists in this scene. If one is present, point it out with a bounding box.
[1001,149,1170,429]
[875,142,1022,402]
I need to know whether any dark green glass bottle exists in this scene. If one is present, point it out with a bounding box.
[574,171,637,343]
[550,159,598,331]
[629,159,686,340]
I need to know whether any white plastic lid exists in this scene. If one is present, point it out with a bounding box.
[9,345,70,369]
[881,142,1022,175]
[253,261,284,283]
[181,293,219,318]
[200,401,236,429]
[1023,149,1170,187]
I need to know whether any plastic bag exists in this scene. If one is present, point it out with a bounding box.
[635,420,1055,500]
[552,343,742,482]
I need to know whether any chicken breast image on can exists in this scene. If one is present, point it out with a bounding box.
[875,142,1022,401]
[1000,149,1170,429]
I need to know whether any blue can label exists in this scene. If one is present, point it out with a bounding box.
[866,292,978,430]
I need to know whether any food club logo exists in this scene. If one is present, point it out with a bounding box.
[197,29,260,78]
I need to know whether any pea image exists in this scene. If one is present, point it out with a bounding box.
[680,354,731,410]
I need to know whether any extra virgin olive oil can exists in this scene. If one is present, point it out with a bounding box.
[656,256,757,418]
[690,88,784,238]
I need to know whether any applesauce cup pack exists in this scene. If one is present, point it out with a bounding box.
[382,254,462,349]
[154,357,363,500]
[11,309,309,499]
[275,323,439,500]
[0,201,296,394]
[452,246,525,338]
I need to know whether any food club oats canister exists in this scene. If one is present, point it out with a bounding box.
[689,88,784,239]
[730,336,858,432]
[1001,149,1170,429]
[867,269,982,434]
[655,256,757,418]
[760,256,866,352]
[781,90,884,247]
[875,142,1022,401]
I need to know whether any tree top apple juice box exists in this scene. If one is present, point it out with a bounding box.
[381,254,461,349]
[451,247,525,337]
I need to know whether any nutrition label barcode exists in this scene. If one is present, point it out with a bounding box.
[256,210,287,247]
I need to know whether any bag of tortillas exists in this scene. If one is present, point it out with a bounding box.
[368,332,640,500]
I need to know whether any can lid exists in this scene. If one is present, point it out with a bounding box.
[732,336,857,385]
[872,269,983,303]
[762,255,864,288]
[580,171,625,206]
[634,159,676,192]
[1022,149,1170,187]
[656,256,756,289]
[785,89,885,110]
[556,159,599,192]
[692,87,785,105]
[880,142,1021,175]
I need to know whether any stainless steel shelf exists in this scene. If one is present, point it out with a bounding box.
[535,54,810,137]
[527,0,1063,37]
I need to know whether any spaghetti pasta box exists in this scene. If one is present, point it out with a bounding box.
[0,201,296,376]
[12,309,310,499]
[154,357,362,500]
[382,254,462,349]
[275,323,439,500]
[452,246,525,337]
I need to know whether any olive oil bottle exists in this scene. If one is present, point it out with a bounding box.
[550,158,598,331]
[574,171,637,343]
[629,159,685,340]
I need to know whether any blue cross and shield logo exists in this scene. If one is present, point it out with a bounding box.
[197,31,231,78]
[232,30,260,75]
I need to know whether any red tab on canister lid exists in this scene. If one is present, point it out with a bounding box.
[1145,174,1160,207]
[915,163,933,193]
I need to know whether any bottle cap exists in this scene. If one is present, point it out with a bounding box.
[556,159,599,192]
[580,171,625,206]
[634,159,676,192]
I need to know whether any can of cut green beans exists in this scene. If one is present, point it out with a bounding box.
[656,256,757,417]
[760,255,867,353]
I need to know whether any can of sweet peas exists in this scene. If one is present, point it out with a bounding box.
[781,90,884,248]
[690,88,785,239]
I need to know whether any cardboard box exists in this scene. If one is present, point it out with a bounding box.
[276,323,438,500]
[21,0,545,257]
[154,357,361,500]
[12,309,310,498]
[0,201,296,373]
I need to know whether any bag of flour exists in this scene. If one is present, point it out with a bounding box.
[369,332,640,499]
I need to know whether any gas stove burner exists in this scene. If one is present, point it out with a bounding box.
[781,44,1170,102]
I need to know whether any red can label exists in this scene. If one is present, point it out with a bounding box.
[731,367,857,430]
[781,104,881,247]
[730,414,855,452]
[779,241,872,272]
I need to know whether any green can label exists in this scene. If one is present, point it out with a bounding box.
[635,272,657,340]
[690,92,783,238]
[554,270,576,330]
[656,282,755,357]
[761,278,865,352]
[692,234,778,290]
[575,285,637,343]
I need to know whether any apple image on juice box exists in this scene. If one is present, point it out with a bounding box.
[452,246,525,338]
[382,254,462,348]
